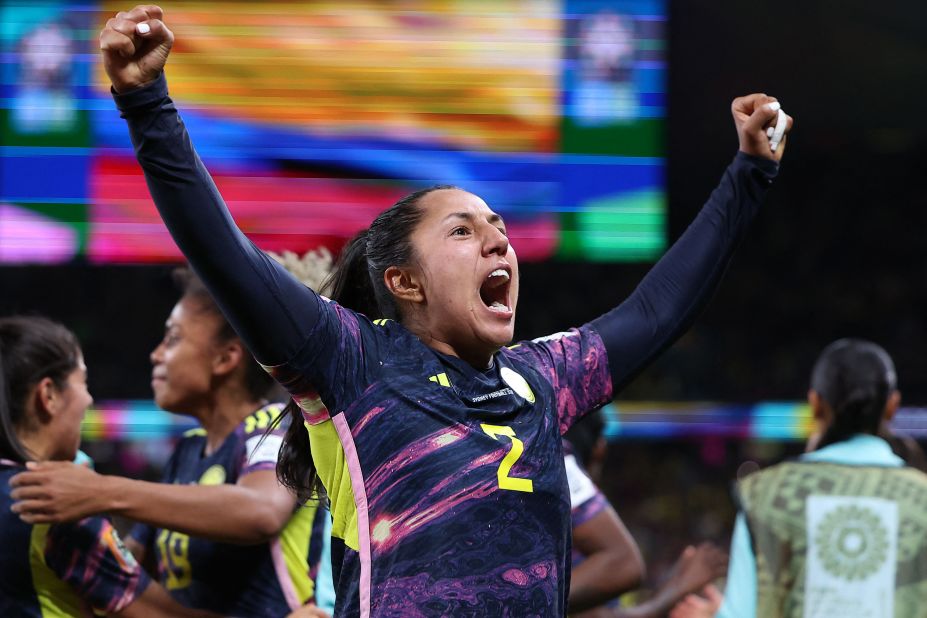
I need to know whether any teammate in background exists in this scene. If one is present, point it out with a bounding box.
[98,6,791,615]
[11,271,335,617]
[565,412,728,618]
[674,339,927,617]
[565,411,646,613]
[0,315,217,617]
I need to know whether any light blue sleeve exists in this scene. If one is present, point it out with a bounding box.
[314,511,336,613]
[716,512,757,618]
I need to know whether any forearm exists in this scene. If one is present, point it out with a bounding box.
[99,475,289,544]
[570,553,644,611]
[592,152,777,391]
[113,74,320,365]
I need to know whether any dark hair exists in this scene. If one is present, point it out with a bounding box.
[322,185,456,320]
[810,338,897,449]
[0,316,81,463]
[319,230,380,317]
[564,408,606,468]
[173,268,274,401]
[276,185,454,503]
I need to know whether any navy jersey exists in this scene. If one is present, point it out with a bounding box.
[115,72,777,618]
[0,462,150,616]
[131,404,329,616]
[268,309,613,617]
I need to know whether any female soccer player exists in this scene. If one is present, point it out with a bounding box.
[0,316,217,617]
[97,6,791,616]
[10,272,334,617]
[708,339,927,617]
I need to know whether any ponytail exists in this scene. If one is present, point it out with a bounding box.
[320,230,380,317]
[811,338,896,450]
[273,401,323,503]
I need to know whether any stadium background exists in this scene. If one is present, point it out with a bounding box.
[2,0,926,593]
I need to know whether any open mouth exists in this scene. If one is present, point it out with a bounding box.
[479,267,512,314]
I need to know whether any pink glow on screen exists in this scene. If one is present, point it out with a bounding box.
[0,203,78,263]
[88,155,557,263]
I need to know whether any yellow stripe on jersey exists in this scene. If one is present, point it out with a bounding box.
[306,420,359,551]
[182,428,207,438]
[372,319,391,326]
[30,525,84,617]
[244,403,284,434]
[428,373,452,387]
[278,502,318,603]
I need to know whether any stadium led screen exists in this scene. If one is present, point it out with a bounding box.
[1,0,666,264]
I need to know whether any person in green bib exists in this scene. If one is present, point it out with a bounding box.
[704,339,927,617]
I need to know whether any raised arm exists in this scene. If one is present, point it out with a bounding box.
[591,94,792,391]
[101,5,321,366]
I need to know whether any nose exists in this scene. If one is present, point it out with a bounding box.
[483,224,509,257]
[150,342,164,366]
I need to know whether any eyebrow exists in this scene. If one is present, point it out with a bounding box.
[443,212,505,225]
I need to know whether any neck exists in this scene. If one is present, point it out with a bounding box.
[192,387,265,455]
[16,430,51,462]
[412,328,496,369]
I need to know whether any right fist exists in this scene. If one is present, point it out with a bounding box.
[100,5,173,93]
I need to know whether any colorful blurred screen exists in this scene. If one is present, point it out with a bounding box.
[1,0,666,264]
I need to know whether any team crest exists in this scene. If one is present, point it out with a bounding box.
[500,367,535,404]
[199,465,226,486]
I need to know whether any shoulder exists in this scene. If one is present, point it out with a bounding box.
[564,453,599,508]
[736,461,798,504]
[892,465,927,488]
[238,402,288,438]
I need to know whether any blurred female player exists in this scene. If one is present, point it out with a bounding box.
[563,413,727,618]
[674,339,927,617]
[97,5,791,616]
[0,315,219,617]
[10,273,334,617]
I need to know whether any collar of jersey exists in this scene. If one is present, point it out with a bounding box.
[800,434,904,467]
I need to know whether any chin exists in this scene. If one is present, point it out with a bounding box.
[482,325,516,350]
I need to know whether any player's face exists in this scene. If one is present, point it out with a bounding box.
[150,298,224,415]
[50,356,92,462]
[406,189,519,364]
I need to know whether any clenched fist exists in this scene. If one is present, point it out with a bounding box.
[100,4,173,92]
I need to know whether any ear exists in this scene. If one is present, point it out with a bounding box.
[883,390,901,423]
[806,389,829,452]
[384,265,425,305]
[33,377,59,421]
[212,340,245,378]
[808,389,827,421]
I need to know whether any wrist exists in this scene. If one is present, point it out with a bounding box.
[98,474,130,514]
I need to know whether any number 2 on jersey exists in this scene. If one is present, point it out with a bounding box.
[480,424,534,493]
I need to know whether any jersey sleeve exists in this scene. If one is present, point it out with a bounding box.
[44,517,151,615]
[263,304,388,417]
[564,453,608,527]
[590,152,778,393]
[508,325,612,434]
[238,403,288,476]
[113,75,381,408]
